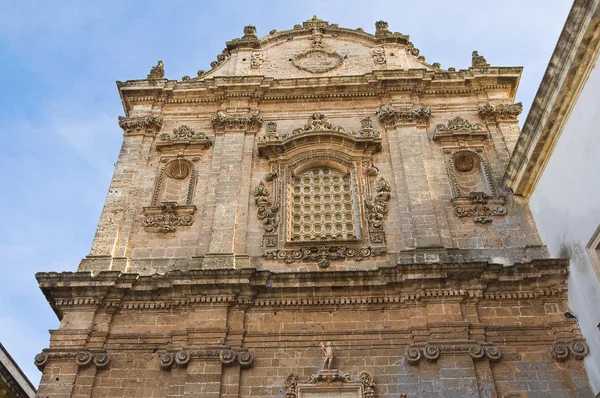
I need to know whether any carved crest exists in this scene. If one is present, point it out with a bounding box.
[292,50,343,73]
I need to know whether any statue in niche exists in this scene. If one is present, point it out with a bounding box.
[320,341,335,370]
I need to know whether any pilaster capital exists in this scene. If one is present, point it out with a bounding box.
[477,102,523,122]
[375,105,431,127]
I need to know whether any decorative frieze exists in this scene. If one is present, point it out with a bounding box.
[158,348,254,370]
[263,246,387,269]
[157,124,212,148]
[143,202,196,233]
[118,114,164,136]
[375,105,431,126]
[452,192,507,224]
[550,340,588,361]
[211,110,263,131]
[478,102,523,122]
[34,350,111,371]
[406,342,501,365]
[432,116,487,140]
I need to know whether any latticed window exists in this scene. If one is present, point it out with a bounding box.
[288,166,360,242]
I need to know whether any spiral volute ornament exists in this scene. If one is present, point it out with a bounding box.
[75,351,93,366]
[175,350,191,366]
[484,346,501,361]
[569,341,588,360]
[93,352,111,369]
[406,347,422,365]
[159,353,175,370]
[34,353,48,370]
[237,351,254,368]
[469,344,485,359]
[219,349,236,365]
[551,343,569,361]
[423,345,440,362]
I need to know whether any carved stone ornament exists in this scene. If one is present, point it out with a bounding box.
[292,50,343,73]
[263,246,387,269]
[375,105,431,126]
[35,350,110,371]
[478,102,523,122]
[406,342,502,365]
[211,110,263,132]
[118,114,164,136]
[158,124,212,148]
[286,112,380,139]
[551,340,589,361]
[251,51,266,68]
[253,181,280,247]
[143,202,196,233]
[159,348,254,370]
[371,47,386,64]
[432,116,487,140]
[472,50,490,67]
[147,60,165,79]
[285,370,382,398]
[452,192,507,224]
[375,20,391,36]
[365,176,391,244]
[258,121,279,142]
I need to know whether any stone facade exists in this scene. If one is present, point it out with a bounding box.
[36,17,593,397]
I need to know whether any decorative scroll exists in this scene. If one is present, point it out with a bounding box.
[452,192,506,224]
[375,105,431,126]
[34,351,111,371]
[211,110,263,131]
[158,124,212,148]
[263,246,386,269]
[550,340,589,361]
[253,181,280,247]
[406,342,501,365]
[143,202,196,233]
[365,176,391,243]
[159,349,255,370]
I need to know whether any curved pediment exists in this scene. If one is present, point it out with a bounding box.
[257,112,381,158]
[195,17,436,80]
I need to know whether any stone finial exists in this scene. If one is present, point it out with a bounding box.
[472,51,490,67]
[375,20,390,36]
[147,60,165,79]
[303,15,329,29]
[243,25,257,39]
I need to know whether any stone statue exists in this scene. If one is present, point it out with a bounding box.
[320,342,334,370]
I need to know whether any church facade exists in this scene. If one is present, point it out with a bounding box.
[35,17,593,397]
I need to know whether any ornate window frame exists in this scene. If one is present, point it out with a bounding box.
[255,113,389,267]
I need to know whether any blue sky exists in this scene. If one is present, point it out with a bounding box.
[0,0,572,386]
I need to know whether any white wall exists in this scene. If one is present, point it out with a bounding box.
[530,55,600,394]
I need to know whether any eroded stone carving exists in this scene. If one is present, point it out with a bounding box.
[376,105,431,126]
[452,192,507,224]
[251,51,266,68]
[292,50,343,73]
[143,202,196,233]
[371,47,386,64]
[434,116,484,134]
[259,121,279,142]
[472,51,490,67]
[551,340,589,361]
[358,117,378,137]
[35,351,110,370]
[375,20,391,36]
[158,125,212,147]
[263,246,386,269]
[253,182,279,247]
[147,60,165,79]
[365,176,391,244]
[211,110,263,131]
[478,102,523,121]
[118,114,164,136]
[294,112,345,134]
[285,373,299,398]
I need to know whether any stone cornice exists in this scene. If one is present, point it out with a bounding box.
[37,259,568,319]
[117,68,522,114]
[504,1,600,197]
